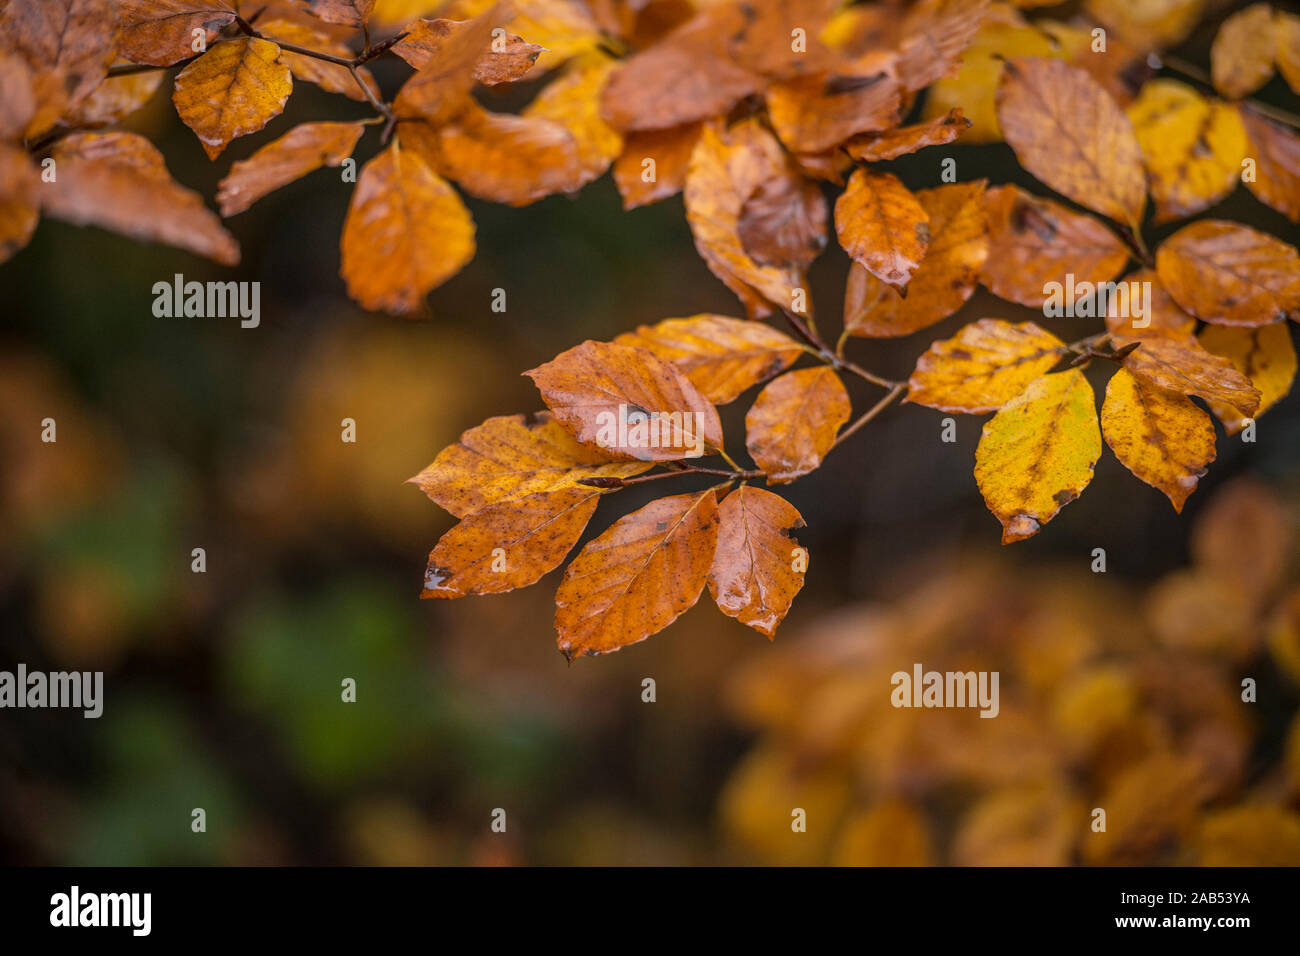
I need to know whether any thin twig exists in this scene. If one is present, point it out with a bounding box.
[832,383,905,449]
[782,309,903,389]
[1151,53,1300,129]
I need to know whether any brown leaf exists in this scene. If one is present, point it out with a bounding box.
[745,366,851,482]
[997,57,1146,227]
[421,486,601,598]
[0,0,115,135]
[737,168,827,271]
[217,120,365,216]
[843,180,988,337]
[41,131,239,265]
[599,3,761,132]
[1104,268,1198,340]
[844,108,971,161]
[835,168,929,289]
[408,413,650,518]
[61,65,165,126]
[896,0,991,92]
[1211,3,1275,100]
[766,72,901,154]
[117,0,238,67]
[1200,322,1297,433]
[524,340,724,460]
[907,318,1065,413]
[259,18,380,102]
[981,184,1128,309]
[1115,332,1262,416]
[727,0,839,79]
[392,5,501,125]
[708,485,807,638]
[172,38,293,160]
[0,143,39,263]
[612,121,702,210]
[1101,368,1216,512]
[0,54,36,141]
[1155,219,1300,326]
[302,0,376,27]
[1240,108,1300,223]
[554,490,720,659]
[614,314,805,404]
[392,16,542,84]
[339,143,475,314]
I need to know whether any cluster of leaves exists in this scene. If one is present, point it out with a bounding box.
[721,478,1300,866]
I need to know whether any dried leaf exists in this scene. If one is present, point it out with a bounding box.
[975,369,1101,544]
[0,0,114,130]
[981,184,1128,309]
[1155,219,1300,326]
[907,319,1065,413]
[391,17,542,84]
[613,314,804,404]
[1115,332,1262,416]
[302,0,376,27]
[1210,3,1275,100]
[896,0,991,92]
[1127,79,1247,223]
[1101,368,1216,512]
[554,490,720,659]
[612,121,702,210]
[259,18,380,102]
[217,120,365,216]
[61,66,165,126]
[844,108,971,162]
[172,38,293,160]
[843,181,988,337]
[737,168,828,272]
[339,143,475,314]
[524,340,723,460]
[1200,322,1297,433]
[997,57,1146,227]
[421,486,601,598]
[392,5,500,126]
[117,0,238,67]
[766,72,901,154]
[745,367,851,483]
[41,131,239,265]
[835,169,930,289]
[1240,108,1300,223]
[522,52,622,191]
[707,486,807,638]
[409,413,650,518]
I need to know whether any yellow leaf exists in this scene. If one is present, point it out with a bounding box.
[172,38,293,160]
[907,318,1065,413]
[1200,322,1297,433]
[975,369,1101,544]
[707,486,807,638]
[833,801,935,866]
[745,367,851,483]
[1101,368,1216,512]
[1083,0,1205,53]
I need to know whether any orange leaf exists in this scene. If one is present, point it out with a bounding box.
[392,5,501,125]
[1210,3,1275,99]
[117,0,237,67]
[612,121,702,210]
[0,0,115,135]
[554,490,720,659]
[896,0,991,92]
[217,120,365,216]
[421,486,601,598]
[524,340,724,460]
[708,485,807,638]
[996,56,1146,226]
[907,319,1065,413]
[41,131,239,265]
[745,367,851,482]
[172,38,293,160]
[339,143,475,314]
[391,16,542,84]
[766,72,901,154]
[1240,108,1300,223]
[522,52,623,191]
[844,108,971,162]
[1155,219,1300,326]
[259,18,380,102]
[835,168,929,289]
[1115,332,1262,416]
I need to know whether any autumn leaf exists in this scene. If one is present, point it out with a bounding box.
[907,319,1065,413]
[1083,0,1206,53]
[737,166,828,272]
[392,5,501,126]
[1211,3,1275,100]
[844,108,971,162]
[116,0,238,67]
[408,413,650,518]
[1155,219,1300,326]
[40,131,238,265]
[1115,332,1262,416]
[843,181,988,337]
[766,72,901,154]
[835,169,930,290]
[339,143,475,314]
[524,340,723,460]
[613,314,805,404]
[302,0,376,28]
[522,52,623,191]
[975,369,1101,544]
[896,0,991,92]
[1101,368,1216,512]
[216,121,364,217]
[62,64,165,126]
[1200,322,1297,433]
[707,485,807,638]
[1126,80,1247,223]
[0,53,36,141]
[996,57,1146,227]
[554,490,720,659]
[1104,269,1197,340]
[0,143,39,263]
[612,122,702,210]
[1240,108,1300,223]
[391,16,542,84]
[259,18,380,102]
[745,367,851,483]
[421,486,601,598]
[981,185,1128,309]
[172,38,293,160]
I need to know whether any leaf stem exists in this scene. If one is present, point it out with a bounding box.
[1150,53,1300,130]
[781,309,903,389]
[831,383,905,450]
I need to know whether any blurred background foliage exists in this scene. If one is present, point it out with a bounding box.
[2,2,1299,864]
